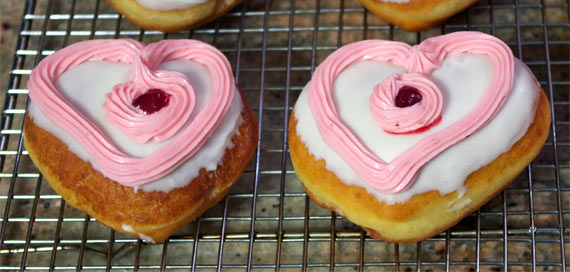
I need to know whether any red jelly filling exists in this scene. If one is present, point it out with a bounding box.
[395,86,422,108]
[133,88,170,114]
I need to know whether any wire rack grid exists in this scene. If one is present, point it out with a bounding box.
[0,0,568,271]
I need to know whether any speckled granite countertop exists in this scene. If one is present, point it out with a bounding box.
[0,0,568,271]
[1,0,26,103]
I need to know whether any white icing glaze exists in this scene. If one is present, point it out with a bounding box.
[122,224,135,233]
[294,54,539,204]
[139,233,155,243]
[28,59,243,193]
[449,198,472,212]
[136,0,208,11]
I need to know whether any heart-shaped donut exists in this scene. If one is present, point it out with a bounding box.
[28,39,234,186]
[105,0,245,32]
[290,31,551,242]
[309,32,513,193]
[24,39,258,242]
[358,0,478,32]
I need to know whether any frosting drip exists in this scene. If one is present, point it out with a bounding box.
[308,32,514,193]
[28,39,235,186]
[370,73,443,133]
[136,0,208,11]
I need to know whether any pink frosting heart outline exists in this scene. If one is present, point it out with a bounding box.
[308,32,514,193]
[28,39,235,186]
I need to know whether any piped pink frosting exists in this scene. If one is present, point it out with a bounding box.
[104,51,196,144]
[370,73,443,133]
[28,39,235,186]
[308,32,514,193]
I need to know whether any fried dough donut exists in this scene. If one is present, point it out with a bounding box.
[106,0,244,32]
[290,91,549,242]
[289,32,550,242]
[359,0,478,32]
[24,91,257,243]
[24,39,258,243]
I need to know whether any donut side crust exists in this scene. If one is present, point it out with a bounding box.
[359,0,478,32]
[23,90,258,243]
[289,89,551,243]
[106,0,244,32]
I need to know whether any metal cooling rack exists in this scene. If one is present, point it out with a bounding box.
[0,0,568,271]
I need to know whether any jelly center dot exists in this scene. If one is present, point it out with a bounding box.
[132,88,170,114]
[395,86,422,108]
